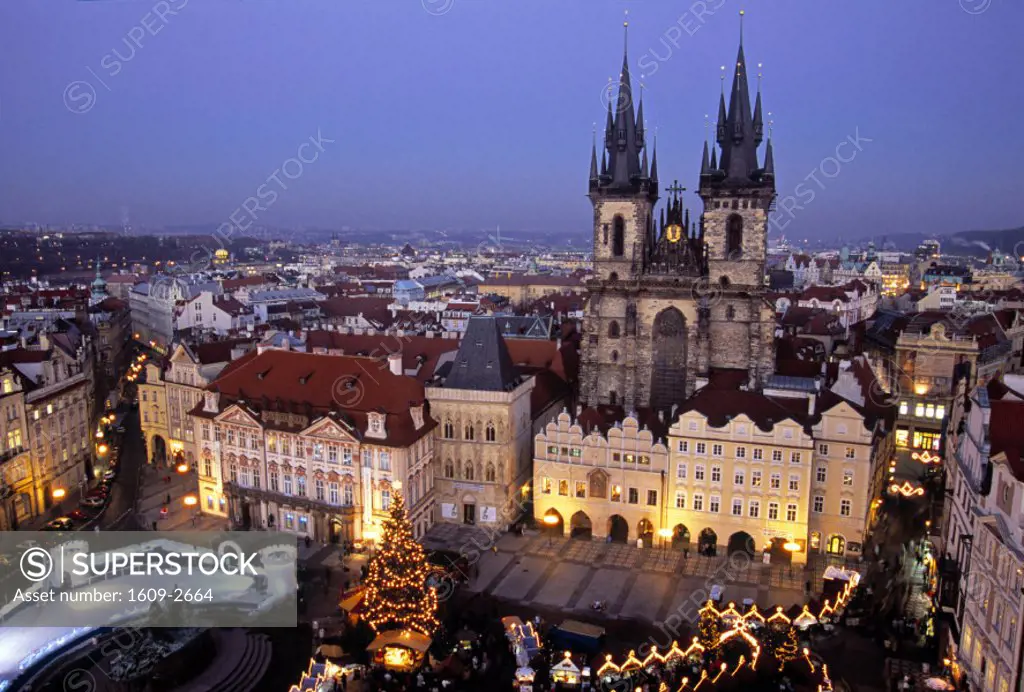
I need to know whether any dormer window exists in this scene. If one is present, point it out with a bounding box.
[367,412,386,439]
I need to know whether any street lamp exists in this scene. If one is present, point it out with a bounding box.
[97,443,109,456]
[183,495,197,508]
[52,488,66,501]
[783,539,802,552]
[658,527,673,550]
[176,462,189,474]
[542,514,559,546]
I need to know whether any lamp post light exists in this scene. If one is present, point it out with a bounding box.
[542,514,559,546]
[183,495,197,508]
[657,527,673,550]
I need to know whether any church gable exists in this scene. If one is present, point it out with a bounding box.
[302,416,358,443]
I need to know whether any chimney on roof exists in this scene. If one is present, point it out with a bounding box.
[575,404,582,417]
[808,394,816,417]
[658,410,665,424]
[671,403,679,418]
[388,352,402,376]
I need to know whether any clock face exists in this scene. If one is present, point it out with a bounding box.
[666,224,683,243]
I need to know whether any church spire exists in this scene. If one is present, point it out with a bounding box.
[589,128,599,183]
[753,63,764,145]
[715,9,764,183]
[764,114,775,178]
[650,137,659,186]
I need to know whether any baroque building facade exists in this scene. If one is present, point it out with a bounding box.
[187,348,436,543]
[580,32,777,411]
[534,381,889,564]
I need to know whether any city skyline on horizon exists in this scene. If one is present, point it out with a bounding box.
[0,2,1020,239]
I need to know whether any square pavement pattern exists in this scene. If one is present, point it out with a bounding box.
[424,525,862,627]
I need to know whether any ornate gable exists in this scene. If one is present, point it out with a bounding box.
[302,416,358,443]
[215,405,262,428]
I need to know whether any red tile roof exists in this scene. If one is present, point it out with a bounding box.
[201,350,433,447]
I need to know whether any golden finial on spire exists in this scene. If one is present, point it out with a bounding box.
[768,111,774,138]
[720,65,726,92]
[758,62,763,89]
[739,9,745,45]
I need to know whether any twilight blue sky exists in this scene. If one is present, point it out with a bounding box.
[0,0,1020,242]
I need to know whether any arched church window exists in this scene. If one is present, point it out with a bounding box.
[612,216,625,257]
[611,350,619,363]
[609,272,619,282]
[444,459,454,478]
[464,462,474,481]
[608,321,620,338]
[731,199,739,210]
[726,214,743,260]
[485,463,496,483]
[726,305,736,321]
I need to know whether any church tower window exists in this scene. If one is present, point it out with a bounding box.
[726,214,743,259]
[612,216,625,257]
[608,321,621,338]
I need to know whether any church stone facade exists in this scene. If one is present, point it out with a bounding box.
[580,36,777,412]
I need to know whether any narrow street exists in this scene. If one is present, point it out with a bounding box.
[99,406,145,530]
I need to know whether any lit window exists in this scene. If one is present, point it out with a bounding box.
[751,470,762,487]
[899,402,908,415]
[915,403,924,417]
[611,485,622,502]
[925,404,935,419]
[789,475,799,491]
[575,481,586,499]
[541,477,552,494]
[843,470,854,486]
[896,430,909,447]
[558,480,569,496]
[770,473,781,489]
[936,405,946,420]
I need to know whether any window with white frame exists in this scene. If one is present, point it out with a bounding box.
[790,451,802,464]
[813,495,824,513]
[734,471,745,486]
[678,440,689,453]
[752,448,763,460]
[789,474,799,491]
[816,465,827,483]
[694,464,705,481]
[693,494,704,511]
[840,499,852,516]
[712,444,723,457]
[711,465,722,483]
[677,463,687,480]
[751,470,762,487]
[845,447,856,459]
[709,496,720,513]
[772,450,783,462]
[696,442,707,455]
[736,446,746,459]
[770,472,781,489]
[768,502,779,520]
[818,443,829,456]
[786,504,797,522]
[675,491,686,509]
[843,470,854,486]
[732,498,743,516]
[749,500,760,518]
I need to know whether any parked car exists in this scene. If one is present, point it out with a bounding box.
[81,497,105,509]
[68,509,91,521]
[103,469,117,481]
[115,425,125,433]
[43,517,74,531]
[86,487,109,499]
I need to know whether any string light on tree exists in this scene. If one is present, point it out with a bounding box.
[359,487,439,637]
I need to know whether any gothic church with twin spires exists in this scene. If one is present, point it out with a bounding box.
[580,21,778,413]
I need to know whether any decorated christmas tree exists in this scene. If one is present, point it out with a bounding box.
[775,623,800,669]
[360,489,439,636]
[696,602,722,658]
